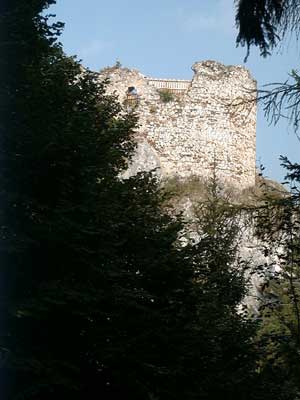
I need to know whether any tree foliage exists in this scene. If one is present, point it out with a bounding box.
[0,1,139,397]
[236,0,300,397]
[235,1,300,131]
[0,1,271,399]
[235,0,284,59]
[253,157,300,399]
[187,178,258,399]
[257,70,300,134]
[235,0,300,59]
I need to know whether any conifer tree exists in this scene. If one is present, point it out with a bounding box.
[0,2,203,399]
[0,2,263,399]
[0,1,139,397]
[181,177,258,400]
[253,159,300,399]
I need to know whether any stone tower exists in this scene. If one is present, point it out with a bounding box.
[98,60,257,189]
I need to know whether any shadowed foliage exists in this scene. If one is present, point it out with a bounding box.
[0,1,282,399]
[235,0,300,59]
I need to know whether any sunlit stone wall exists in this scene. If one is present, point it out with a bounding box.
[98,60,257,189]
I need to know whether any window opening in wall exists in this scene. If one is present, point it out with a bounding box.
[128,86,137,95]
[125,86,139,110]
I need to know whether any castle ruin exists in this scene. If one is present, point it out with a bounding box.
[99,60,257,189]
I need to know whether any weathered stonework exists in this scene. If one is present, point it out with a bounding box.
[99,60,257,189]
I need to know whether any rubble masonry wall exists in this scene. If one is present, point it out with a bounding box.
[98,60,257,189]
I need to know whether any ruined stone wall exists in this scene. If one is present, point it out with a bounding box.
[98,60,257,189]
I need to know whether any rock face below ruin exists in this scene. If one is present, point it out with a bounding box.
[99,60,257,189]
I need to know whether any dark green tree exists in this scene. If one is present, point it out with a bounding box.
[186,178,258,400]
[235,0,300,132]
[236,3,300,394]
[235,0,300,59]
[0,1,139,397]
[0,2,265,399]
[252,159,300,399]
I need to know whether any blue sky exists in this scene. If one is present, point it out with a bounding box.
[49,0,300,182]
